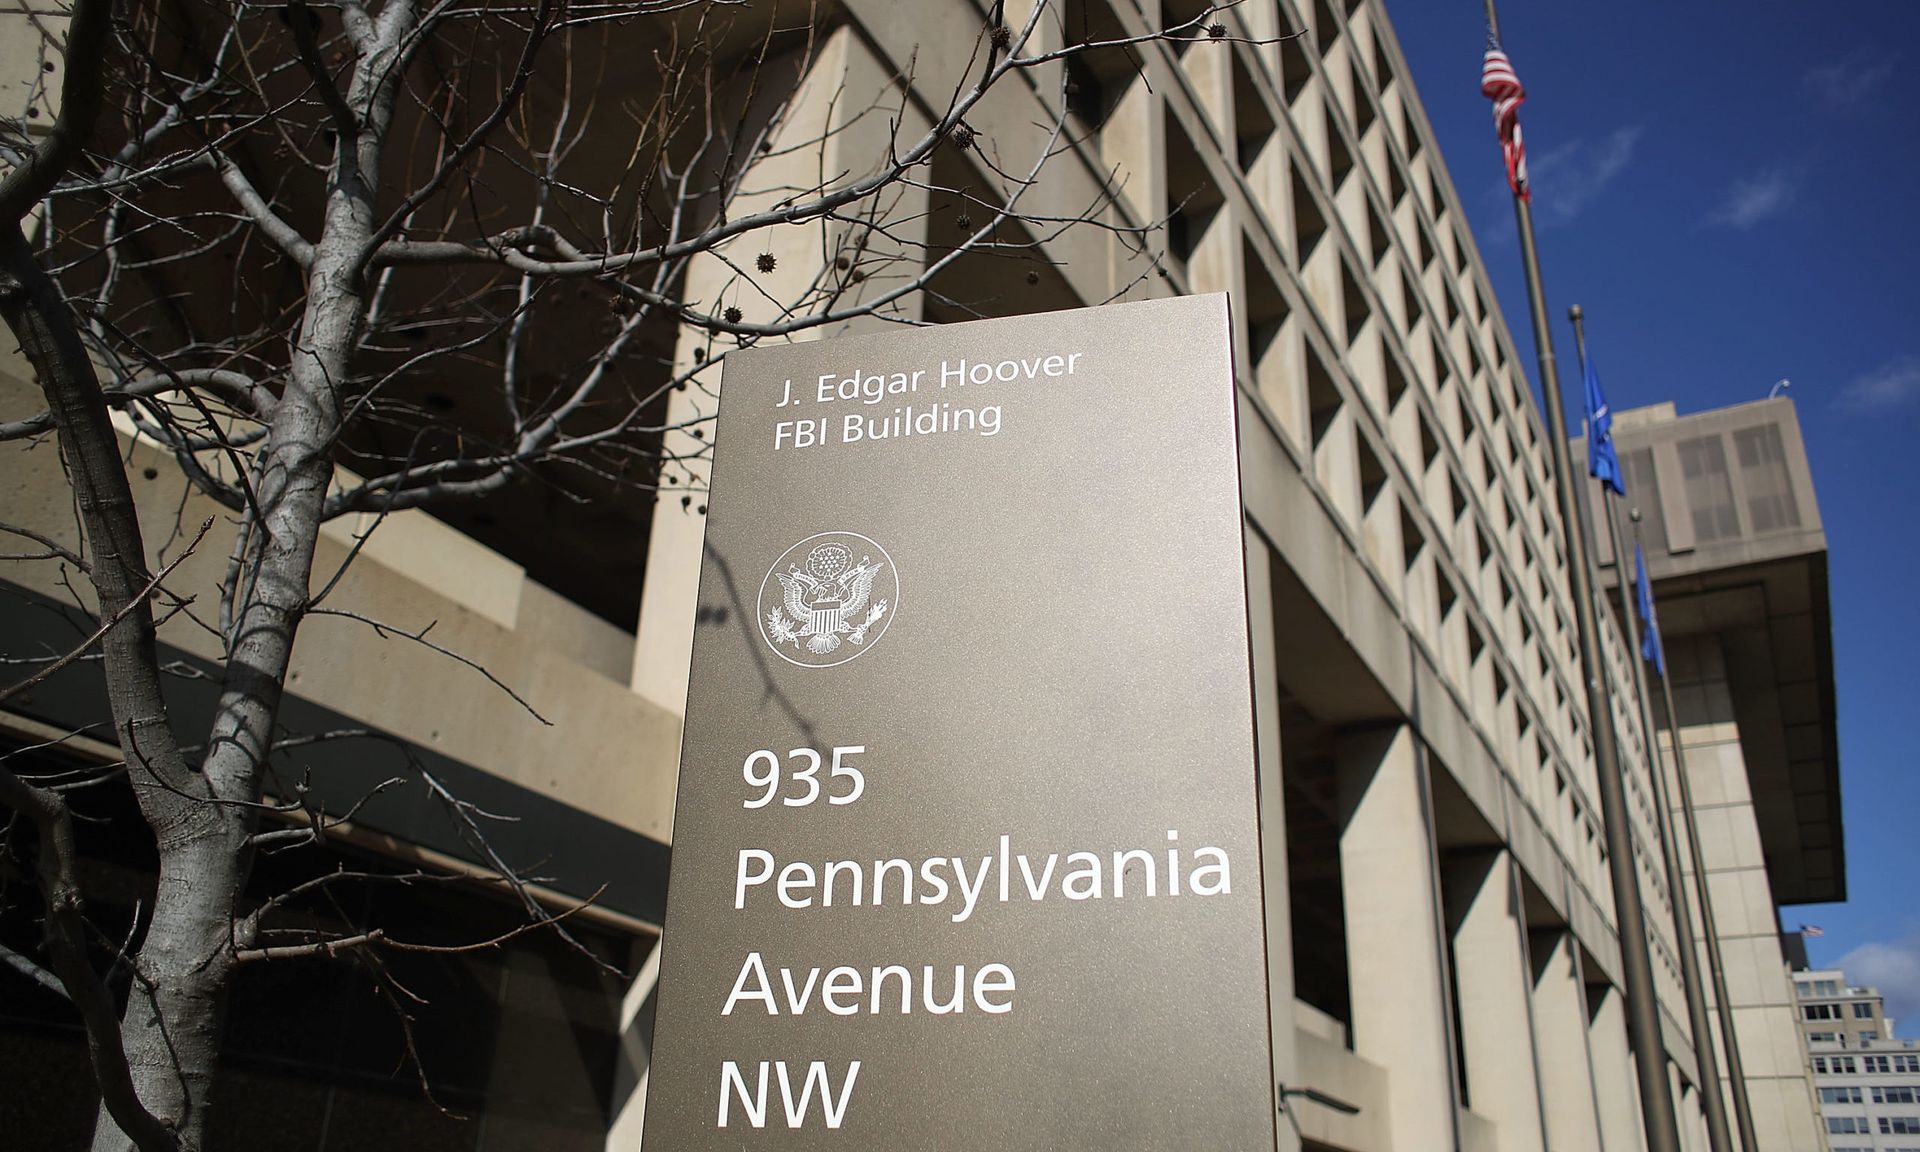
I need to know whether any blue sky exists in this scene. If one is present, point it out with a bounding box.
[1388,1,1920,1031]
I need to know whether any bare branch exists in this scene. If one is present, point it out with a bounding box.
[0,940,69,999]
[0,767,182,1152]
[0,517,212,707]
[0,0,113,224]
[305,608,552,725]
[232,887,602,963]
[1,520,89,568]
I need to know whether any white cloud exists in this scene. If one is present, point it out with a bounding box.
[1522,125,1644,226]
[1838,929,1920,1034]
[1804,51,1899,108]
[1706,169,1799,230]
[1837,355,1920,413]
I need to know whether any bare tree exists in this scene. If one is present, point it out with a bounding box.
[0,0,1234,1146]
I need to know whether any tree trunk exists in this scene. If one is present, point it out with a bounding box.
[2,224,212,1152]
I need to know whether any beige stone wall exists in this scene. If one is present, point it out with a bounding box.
[0,0,68,127]
[1666,634,1830,1152]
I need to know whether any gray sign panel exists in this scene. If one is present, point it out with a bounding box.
[642,294,1276,1150]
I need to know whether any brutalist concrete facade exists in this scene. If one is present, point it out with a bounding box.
[0,1,1842,1150]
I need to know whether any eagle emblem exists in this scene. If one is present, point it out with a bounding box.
[759,533,897,667]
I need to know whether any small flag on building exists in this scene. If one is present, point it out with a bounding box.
[1481,40,1531,202]
[1800,924,1825,938]
[1584,353,1625,496]
[1635,544,1666,677]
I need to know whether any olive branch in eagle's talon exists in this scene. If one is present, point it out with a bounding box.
[767,609,799,645]
[849,601,888,645]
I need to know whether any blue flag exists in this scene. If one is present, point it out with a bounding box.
[1585,354,1625,496]
[1635,543,1665,677]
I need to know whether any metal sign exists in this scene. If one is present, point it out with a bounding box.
[642,294,1277,1150]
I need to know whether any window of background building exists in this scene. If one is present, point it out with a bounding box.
[1735,423,1801,532]
[1884,1117,1920,1135]
[1876,1087,1920,1104]
[1829,1116,1868,1135]
[1855,1002,1876,1018]
[1823,1086,1864,1104]
[1811,1031,1839,1043]
[1868,1056,1892,1073]
[1902,1056,1920,1073]
[1621,448,1668,554]
[1808,1003,1842,1020]
[1678,434,1741,542]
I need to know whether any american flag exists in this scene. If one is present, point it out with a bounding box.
[1481,42,1530,202]
[1801,924,1826,938]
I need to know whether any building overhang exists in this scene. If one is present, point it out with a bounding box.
[1591,397,1843,905]
[1634,542,1841,904]
[0,580,672,927]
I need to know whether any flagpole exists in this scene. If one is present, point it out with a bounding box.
[1569,307,1737,1152]
[1478,6,1682,1152]
[1634,505,1762,1152]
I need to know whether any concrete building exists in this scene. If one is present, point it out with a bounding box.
[0,1,1844,1151]
[1793,968,1920,1151]
[1587,398,1845,1152]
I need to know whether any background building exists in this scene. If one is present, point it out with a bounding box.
[1589,398,1844,1150]
[0,1,1845,1151]
[1795,968,1920,1151]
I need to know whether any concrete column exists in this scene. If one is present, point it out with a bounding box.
[1665,636,1823,1152]
[1671,1072,1698,1152]
[1245,531,1301,1152]
[1590,983,1649,1152]
[1338,725,1459,1152]
[607,941,663,1151]
[1532,931,1605,1152]
[1443,850,1546,1152]
[631,27,930,714]
[1099,36,1164,227]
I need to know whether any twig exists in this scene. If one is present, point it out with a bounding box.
[232,886,603,963]
[0,517,213,707]
[0,520,88,569]
[306,608,552,725]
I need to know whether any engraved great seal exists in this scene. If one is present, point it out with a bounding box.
[757,532,898,668]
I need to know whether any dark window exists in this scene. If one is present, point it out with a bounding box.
[1677,435,1740,542]
[1855,1001,1876,1018]
[1622,448,1668,554]
[1291,168,1328,262]
[1061,0,1143,130]
[1231,51,1277,170]
[1734,423,1800,533]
